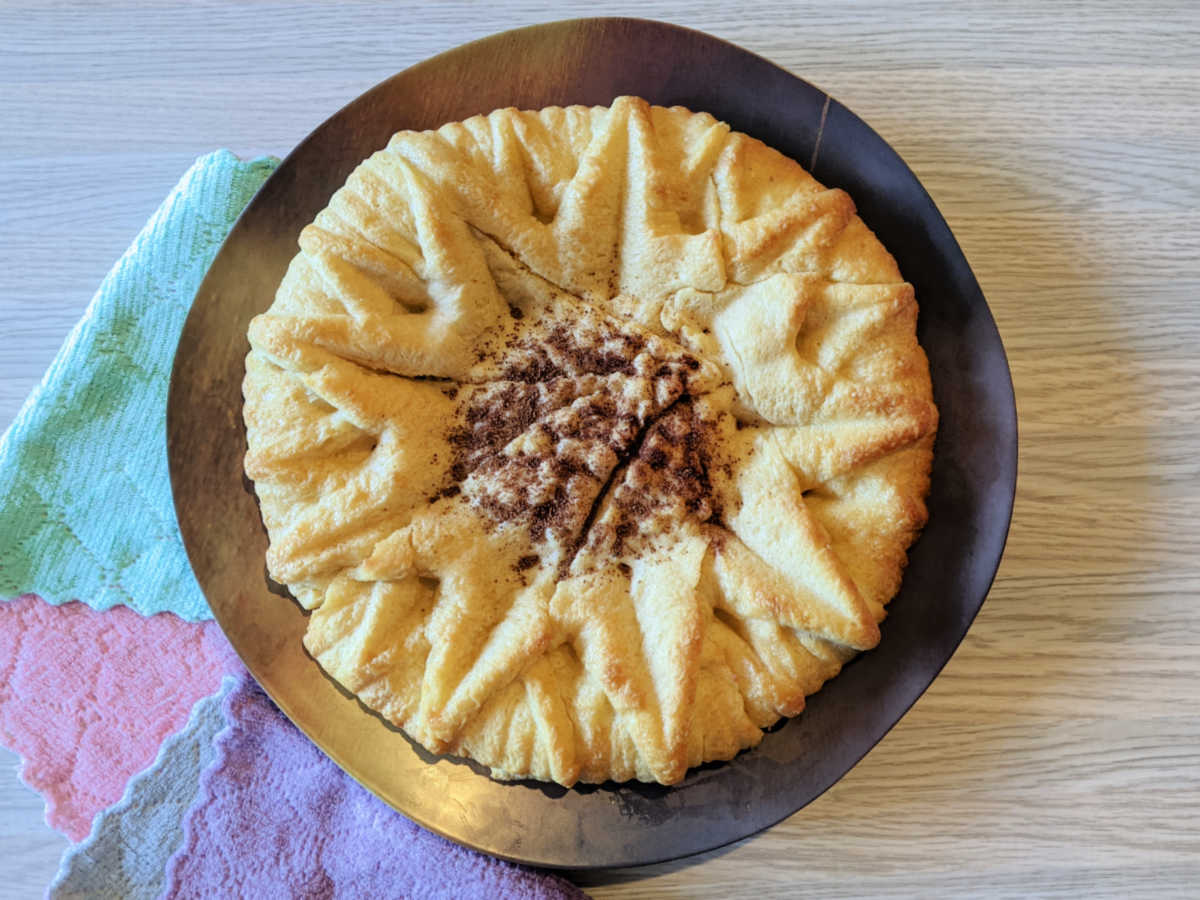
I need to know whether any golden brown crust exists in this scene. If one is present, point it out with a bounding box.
[243,97,937,785]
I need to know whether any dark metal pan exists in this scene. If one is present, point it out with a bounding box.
[167,17,1017,869]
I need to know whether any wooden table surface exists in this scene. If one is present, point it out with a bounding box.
[3,2,1199,897]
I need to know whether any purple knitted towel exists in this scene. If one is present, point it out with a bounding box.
[163,674,587,899]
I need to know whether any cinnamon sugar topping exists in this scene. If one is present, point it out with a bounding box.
[438,324,714,568]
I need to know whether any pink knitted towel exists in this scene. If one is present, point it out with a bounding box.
[0,595,242,840]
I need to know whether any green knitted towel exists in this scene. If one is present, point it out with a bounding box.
[0,152,279,620]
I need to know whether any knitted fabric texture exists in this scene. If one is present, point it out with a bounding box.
[0,595,241,839]
[0,151,277,620]
[48,676,237,899]
[163,674,586,900]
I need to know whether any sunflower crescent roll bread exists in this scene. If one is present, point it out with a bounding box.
[242,96,937,786]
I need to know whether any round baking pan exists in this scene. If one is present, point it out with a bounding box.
[167,17,1017,869]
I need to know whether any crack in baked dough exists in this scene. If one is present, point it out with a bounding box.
[243,97,938,787]
[559,392,691,578]
[560,396,668,576]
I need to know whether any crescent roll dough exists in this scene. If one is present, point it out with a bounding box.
[243,96,937,786]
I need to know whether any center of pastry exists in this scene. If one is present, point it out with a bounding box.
[439,312,723,579]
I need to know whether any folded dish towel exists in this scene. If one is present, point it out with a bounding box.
[48,677,238,899]
[0,152,589,898]
[0,595,239,840]
[164,673,584,899]
[0,150,275,621]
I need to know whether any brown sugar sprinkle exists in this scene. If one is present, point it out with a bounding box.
[475,454,596,549]
[443,385,722,558]
[500,325,647,382]
[446,382,544,481]
[499,351,561,383]
[548,398,726,573]
[605,402,723,558]
[547,327,643,376]
[429,483,461,503]
[434,315,719,569]
[464,390,718,533]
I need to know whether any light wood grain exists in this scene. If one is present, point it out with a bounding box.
[3,1,1199,898]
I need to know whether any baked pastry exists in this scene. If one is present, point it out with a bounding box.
[243,96,936,786]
